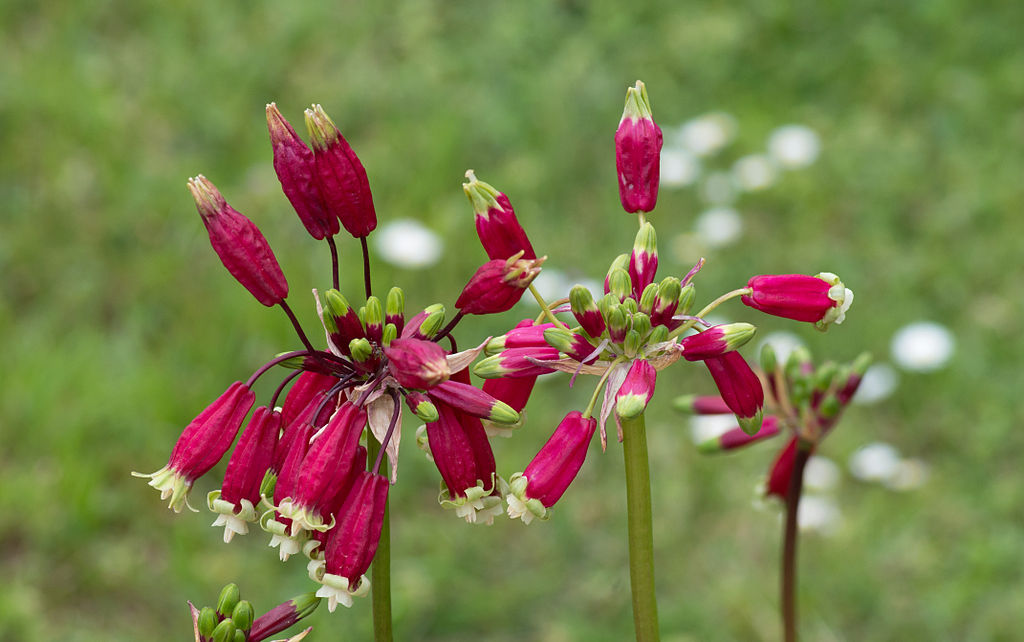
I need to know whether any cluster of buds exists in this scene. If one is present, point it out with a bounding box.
[678,346,871,501]
[137,102,545,614]
[190,583,320,642]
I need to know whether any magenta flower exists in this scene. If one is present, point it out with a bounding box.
[305,104,377,238]
[679,323,756,361]
[455,252,545,315]
[703,352,765,435]
[615,80,663,214]
[615,359,657,420]
[463,169,536,261]
[742,273,853,330]
[383,338,451,389]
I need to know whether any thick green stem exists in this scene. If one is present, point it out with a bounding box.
[366,436,394,642]
[781,443,812,642]
[621,413,660,642]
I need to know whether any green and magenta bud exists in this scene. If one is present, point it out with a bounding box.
[348,338,373,365]
[623,328,643,357]
[604,253,629,294]
[628,222,658,299]
[363,295,383,343]
[697,415,781,454]
[651,277,682,326]
[197,607,218,638]
[455,252,545,315]
[672,394,733,415]
[607,267,632,303]
[211,619,237,642]
[741,273,853,330]
[488,321,557,354]
[760,342,778,374]
[385,286,405,335]
[703,352,764,435]
[208,406,279,542]
[632,312,652,338]
[382,322,397,346]
[638,282,658,316]
[597,292,619,322]
[507,411,598,524]
[313,472,388,611]
[402,303,446,339]
[463,169,536,260]
[615,80,663,213]
[324,289,364,353]
[304,104,377,238]
[765,437,799,499]
[836,352,872,404]
[647,325,668,345]
[231,600,254,632]
[384,337,450,389]
[427,380,520,425]
[570,285,606,337]
[544,327,597,363]
[680,323,756,361]
[134,382,254,513]
[249,594,321,642]
[676,283,696,317]
[188,176,289,307]
[405,390,440,423]
[216,583,240,618]
[266,103,337,240]
[616,359,657,419]
[473,346,559,379]
[607,304,629,343]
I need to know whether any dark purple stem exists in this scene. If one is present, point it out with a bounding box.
[433,309,466,344]
[269,369,302,411]
[245,350,311,388]
[327,236,341,291]
[360,236,372,299]
[372,390,402,476]
[782,443,812,642]
[279,301,317,355]
[310,373,359,423]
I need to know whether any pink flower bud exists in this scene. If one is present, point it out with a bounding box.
[696,415,781,454]
[304,104,377,238]
[383,338,450,389]
[486,322,556,353]
[703,352,764,435]
[426,403,483,500]
[507,411,597,524]
[473,346,559,379]
[742,273,853,330]
[280,371,336,430]
[248,593,321,642]
[462,170,536,260]
[482,376,537,414]
[679,323,756,361]
[628,222,658,299]
[765,436,799,499]
[135,382,254,513]
[672,394,733,415]
[426,380,519,425]
[615,359,657,419]
[569,285,606,338]
[188,176,289,306]
[543,327,598,363]
[209,406,280,542]
[315,471,389,611]
[615,80,662,214]
[455,253,545,315]
[266,103,338,240]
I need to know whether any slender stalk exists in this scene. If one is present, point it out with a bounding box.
[666,287,751,340]
[360,236,373,298]
[621,413,660,642]
[781,444,812,642]
[366,434,394,642]
[279,301,318,355]
[528,284,569,329]
[327,236,341,291]
[433,310,466,344]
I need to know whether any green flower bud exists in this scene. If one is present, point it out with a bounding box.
[623,329,642,357]
[598,292,618,321]
[607,268,632,302]
[760,343,778,375]
[382,322,397,346]
[197,607,218,637]
[677,283,696,316]
[814,361,839,392]
[216,584,240,618]
[631,312,652,338]
[211,619,237,642]
[418,304,447,339]
[231,600,254,631]
[647,324,668,345]
[638,282,658,315]
[622,297,638,315]
[349,337,373,363]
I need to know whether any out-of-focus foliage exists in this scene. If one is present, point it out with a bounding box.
[2,0,1022,640]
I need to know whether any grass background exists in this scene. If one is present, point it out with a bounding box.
[2,0,1023,640]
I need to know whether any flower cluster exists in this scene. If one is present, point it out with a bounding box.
[190,583,321,642]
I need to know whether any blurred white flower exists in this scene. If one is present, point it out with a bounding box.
[373,218,442,268]
[768,125,821,169]
[694,207,743,248]
[732,154,778,191]
[804,456,841,492]
[798,495,842,535]
[660,147,701,188]
[852,363,900,405]
[699,171,737,204]
[678,113,736,157]
[757,331,805,364]
[689,414,736,444]
[848,442,902,482]
[890,321,955,372]
[884,459,930,491]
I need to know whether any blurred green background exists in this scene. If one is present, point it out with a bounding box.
[3,0,1023,640]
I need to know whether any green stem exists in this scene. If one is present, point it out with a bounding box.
[528,284,569,330]
[366,436,394,642]
[621,413,660,642]
[667,287,751,340]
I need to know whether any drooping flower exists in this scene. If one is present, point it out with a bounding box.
[305,104,377,238]
[742,273,853,331]
[463,169,536,261]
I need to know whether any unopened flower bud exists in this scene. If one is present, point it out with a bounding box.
[651,277,681,326]
[134,382,254,513]
[402,303,446,339]
[569,285,606,338]
[231,600,255,631]
[597,292,618,322]
[638,283,658,316]
[628,222,658,299]
[607,268,632,303]
[703,352,764,435]
[324,290,364,353]
[427,380,519,425]
[385,286,405,335]
[676,283,696,317]
[646,325,668,345]
[742,273,853,330]
[384,338,450,389]
[487,322,557,354]
[836,352,872,404]
[607,304,629,344]
[249,594,321,642]
[363,296,383,343]
[304,104,377,238]
[616,359,657,419]
[197,607,218,638]
[266,103,337,240]
[765,437,799,499]
[216,583,240,618]
[473,346,559,379]
[672,394,733,415]
[632,312,652,338]
[405,390,440,423]
[348,338,373,364]
[680,323,756,361]
[211,619,237,642]
[615,80,663,213]
[760,343,778,375]
[188,176,289,307]
[463,169,536,260]
[623,328,643,357]
[697,415,781,453]
[455,253,545,315]
[543,327,597,363]
[604,253,629,294]
[507,411,597,524]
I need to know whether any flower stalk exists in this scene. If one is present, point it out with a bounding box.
[621,412,660,642]
[366,435,394,642]
[781,442,812,642]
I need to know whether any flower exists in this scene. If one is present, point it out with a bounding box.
[742,273,853,331]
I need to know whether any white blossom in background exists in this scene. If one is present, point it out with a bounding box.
[660,147,701,188]
[689,414,737,444]
[884,459,930,491]
[890,321,955,372]
[848,442,902,483]
[757,331,805,364]
[768,124,821,169]
[804,456,841,492]
[797,495,842,535]
[699,171,737,205]
[694,207,743,248]
[373,218,443,268]
[677,112,736,157]
[732,154,778,192]
[852,363,900,405]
